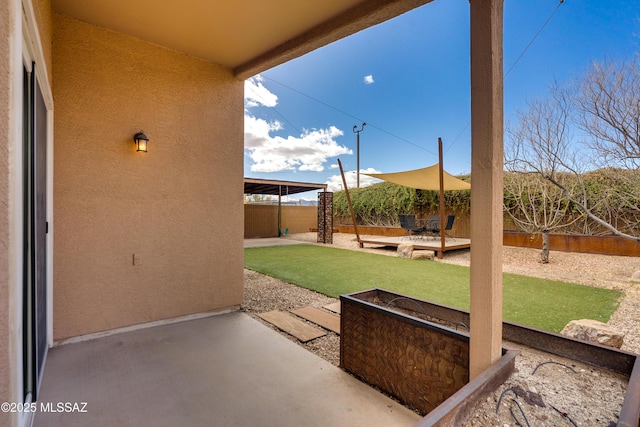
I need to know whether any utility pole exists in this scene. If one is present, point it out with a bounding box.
[352,122,366,188]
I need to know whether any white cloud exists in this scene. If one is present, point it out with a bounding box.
[244,118,351,172]
[244,75,352,173]
[363,75,375,85]
[245,75,278,108]
[244,115,283,149]
[325,168,381,192]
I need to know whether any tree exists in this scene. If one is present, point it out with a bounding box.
[505,56,640,254]
[504,92,586,262]
[574,56,640,168]
[504,173,583,263]
[572,57,640,237]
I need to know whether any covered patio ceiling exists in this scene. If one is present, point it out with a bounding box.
[51,0,435,79]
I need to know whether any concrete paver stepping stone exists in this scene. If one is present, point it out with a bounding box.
[323,302,341,314]
[291,306,341,335]
[258,310,326,342]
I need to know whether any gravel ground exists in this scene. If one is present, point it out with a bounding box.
[243,232,640,425]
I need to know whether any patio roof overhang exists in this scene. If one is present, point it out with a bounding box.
[51,0,435,79]
[244,178,327,196]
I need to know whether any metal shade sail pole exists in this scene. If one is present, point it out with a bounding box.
[353,122,366,188]
[337,159,363,248]
[278,185,282,237]
[438,138,446,259]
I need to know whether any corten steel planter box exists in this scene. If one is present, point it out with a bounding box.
[341,289,640,427]
[340,289,515,417]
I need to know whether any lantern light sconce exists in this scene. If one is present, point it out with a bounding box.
[133,130,149,153]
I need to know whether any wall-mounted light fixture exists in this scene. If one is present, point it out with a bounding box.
[133,130,149,152]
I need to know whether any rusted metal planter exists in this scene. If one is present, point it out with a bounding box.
[341,289,640,427]
[340,289,516,420]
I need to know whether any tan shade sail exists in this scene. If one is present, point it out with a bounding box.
[365,164,471,191]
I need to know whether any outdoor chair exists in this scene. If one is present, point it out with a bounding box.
[424,214,440,239]
[444,214,455,239]
[398,214,425,240]
[424,214,456,240]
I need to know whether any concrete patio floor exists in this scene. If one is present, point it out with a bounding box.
[34,311,421,427]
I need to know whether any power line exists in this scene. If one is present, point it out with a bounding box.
[505,0,565,79]
[445,0,565,154]
[263,77,438,156]
[246,86,306,138]
[256,1,564,159]
[246,82,340,163]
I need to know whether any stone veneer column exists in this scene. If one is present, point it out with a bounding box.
[317,192,333,244]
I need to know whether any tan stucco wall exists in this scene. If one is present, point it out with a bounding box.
[52,13,244,339]
[0,0,14,413]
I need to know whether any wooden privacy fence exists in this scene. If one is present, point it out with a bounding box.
[244,205,317,238]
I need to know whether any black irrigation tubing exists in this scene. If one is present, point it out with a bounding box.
[532,361,578,375]
[385,297,429,318]
[509,406,524,427]
[496,388,518,413]
[497,390,531,427]
[509,399,532,427]
[550,404,579,427]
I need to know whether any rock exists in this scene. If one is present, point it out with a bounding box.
[632,271,640,281]
[412,250,435,260]
[397,243,414,259]
[560,319,624,349]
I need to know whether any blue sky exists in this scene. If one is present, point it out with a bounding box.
[244,0,640,198]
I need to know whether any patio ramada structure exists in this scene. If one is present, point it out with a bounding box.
[0,0,569,426]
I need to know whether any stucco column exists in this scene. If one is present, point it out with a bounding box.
[469,0,504,379]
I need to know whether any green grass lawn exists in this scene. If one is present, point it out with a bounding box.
[244,244,623,333]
